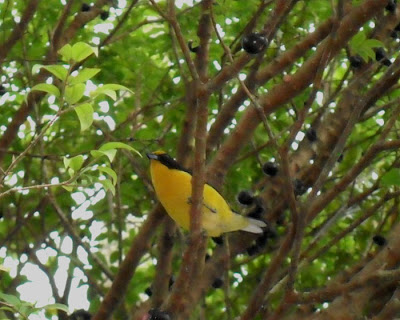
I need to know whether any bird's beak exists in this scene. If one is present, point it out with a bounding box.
[146,152,158,160]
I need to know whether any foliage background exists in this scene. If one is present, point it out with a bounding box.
[1,0,400,319]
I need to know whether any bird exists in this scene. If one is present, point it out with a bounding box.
[147,151,266,237]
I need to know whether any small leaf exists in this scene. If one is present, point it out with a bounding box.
[66,155,84,171]
[63,156,71,169]
[0,292,21,306]
[31,83,60,97]
[101,84,133,93]
[58,44,73,62]
[90,84,132,100]
[43,303,69,313]
[65,83,85,104]
[97,166,118,185]
[74,103,93,131]
[0,265,9,272]
[42,65,68,81]
[72,42,98,62]
[381,168,400,186]
[99,142,142,157]
[100,178,116,195]
[69,68,101,85]
[91,149,117,162]
[32,64,43,74]
[62,185,74,192]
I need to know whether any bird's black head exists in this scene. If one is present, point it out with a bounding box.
[147,151,184,171]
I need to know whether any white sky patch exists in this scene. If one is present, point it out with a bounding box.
[239,73,246,81]
[92,37,101,46]
[175,0,193,8]
[99,100,110,112]
[213,60,221,71]
[72,192,87,205]
[216,24,225,37]
[94,23,114,34]
[18,263,54,306]
[316,91,323,105]
[85,80,97,96]
[296,131,305,141]
[225,18,232,25]
[376,118,384,126]
[173,76,181,84]
[71,201,93,220]
[104,115,116,130]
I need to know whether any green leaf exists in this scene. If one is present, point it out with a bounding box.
[0,265,8,272]
[350,33,384,61]
[31,83,60,97]
[72,42,98,62]
[74,103,93,131]
[97,166,118,185]
[99,142,142,157]
[42,303,69,313]
[32,64,43,74]
[42,65,68,81]
[58,44,73,62]
[90,84,133,100]
[69,68,101,85]
[62,185,74,192]
[91,149,117,162]
[64,155,84,171]
[65,83,85,104]
[0,293,21,306]
[381,168,400,186]
[100,178,116,195]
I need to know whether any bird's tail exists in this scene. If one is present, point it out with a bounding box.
[241,217,267,234]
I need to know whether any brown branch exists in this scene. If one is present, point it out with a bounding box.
[0,0,40,63]
[207,0,389,187]
[92,205,163,320]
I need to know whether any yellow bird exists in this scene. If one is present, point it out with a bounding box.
[147,151,266,237]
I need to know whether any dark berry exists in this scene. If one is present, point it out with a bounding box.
[305,128,317,142]
[205,253,211,261]
[100,10,109,20]
[382,58,392,66]
[246,245,260,256]
[375,48,386,61]
[349,56,363,69]
[248,204,264,220]
[262,161,278,177]
[256,233,268,247]
[0,85,6,96]
[385,0,397,13]
[81,3,91,12]
[149,309,171,320]
[69,310,92,320]
[372,235,387,246]
[169,275,175,289]
[145,287,153,296]
[395,22,400,32]
[212,236,224,245]
[293,179,307,196]
[241,33,267,54]
[264,228,278,239]
[237,190,254,206]
[212,278,224,288]
[188,41,199,53]
[276,214,285,225]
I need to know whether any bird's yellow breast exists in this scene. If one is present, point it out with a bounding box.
[149,158,246,236]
